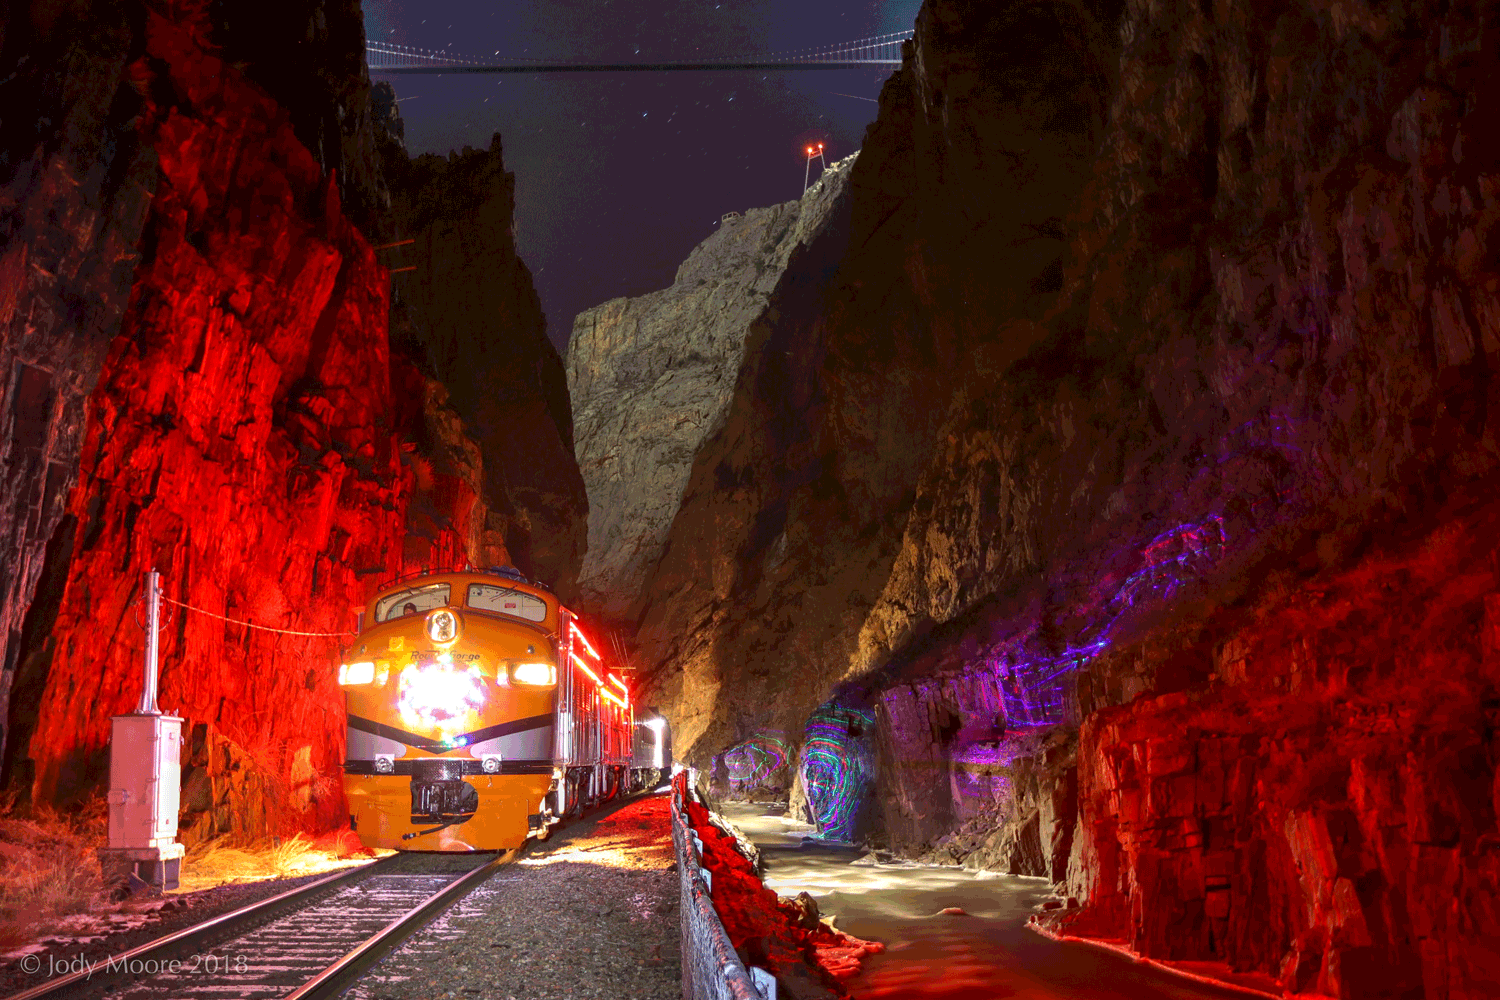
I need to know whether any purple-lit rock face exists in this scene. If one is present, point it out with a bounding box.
[717,732,791,800]
[874,679,1074,877]
[798,704,877,841]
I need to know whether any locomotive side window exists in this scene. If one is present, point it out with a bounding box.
[374,583,451,623]
[467,584,547,622]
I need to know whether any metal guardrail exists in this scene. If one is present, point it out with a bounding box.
[672,770,771,1000]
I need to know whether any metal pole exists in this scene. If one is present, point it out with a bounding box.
[136,569,161,715]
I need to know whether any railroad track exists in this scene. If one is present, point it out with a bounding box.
[7,852,512,1000]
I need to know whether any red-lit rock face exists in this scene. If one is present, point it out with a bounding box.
[23,7,474,838]
[0,2,159,777]
[1038,502,1500,998]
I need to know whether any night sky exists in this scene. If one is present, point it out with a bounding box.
[363,1,921,353]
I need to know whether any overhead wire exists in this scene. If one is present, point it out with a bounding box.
[158,595,357,637]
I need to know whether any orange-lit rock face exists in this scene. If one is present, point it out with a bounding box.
[24,7,472,837]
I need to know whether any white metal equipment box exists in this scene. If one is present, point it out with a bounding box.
[99,713,185,890]
[107,713,183,849]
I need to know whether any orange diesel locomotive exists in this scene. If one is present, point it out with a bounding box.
[338,568,667,851]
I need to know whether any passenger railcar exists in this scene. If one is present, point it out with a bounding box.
[338,567,667,851]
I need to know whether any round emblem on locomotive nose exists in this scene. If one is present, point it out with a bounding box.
[426,608,459,643]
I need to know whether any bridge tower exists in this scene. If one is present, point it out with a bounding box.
[803,142,825,194]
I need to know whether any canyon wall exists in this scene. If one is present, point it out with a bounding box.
[1039,509,1500,996]
[383,129,586,594]
[208,0,392,237]
[633,0,1122,762]
[621,0,1500,994]
[0,0,160,776]
[12,4,473,835]
[867,0,1500,993]
[0,0,391,767]
[0,0,581,839]
[567,155,856,623]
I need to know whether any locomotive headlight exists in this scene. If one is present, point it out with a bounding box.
[397,657,486,741]
[481,755,502,774]
[338,661,376,685]
[426,609,460,644]
[511,662,556,686]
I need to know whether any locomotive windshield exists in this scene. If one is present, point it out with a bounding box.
[374,583,451,623]
[467,584,547,622]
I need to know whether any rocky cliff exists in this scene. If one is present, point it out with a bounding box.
[567,155,857,622]
[0,0,160,776]
[383,130,586,594]
[12,3,476,834]
[0,0,580,841]
[633,0,1119,761]
[209,0,393,237]
[622,0,1500,994]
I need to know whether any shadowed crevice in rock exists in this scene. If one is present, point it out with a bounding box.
[381,124,587,596]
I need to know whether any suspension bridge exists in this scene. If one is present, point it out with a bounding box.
[365,30,912,73]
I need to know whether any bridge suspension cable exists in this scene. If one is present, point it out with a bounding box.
[365,30,913,73]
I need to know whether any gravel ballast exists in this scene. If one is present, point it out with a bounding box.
[348,789,681,1000]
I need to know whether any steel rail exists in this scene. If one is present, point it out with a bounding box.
[3,854,403,1000]
[284,850,514,1000]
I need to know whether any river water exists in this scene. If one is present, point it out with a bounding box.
[720,804,1267,1000]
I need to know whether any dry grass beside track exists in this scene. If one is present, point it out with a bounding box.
[0,794,386,957]
[0,803,106,949]
[178,831,389,892]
